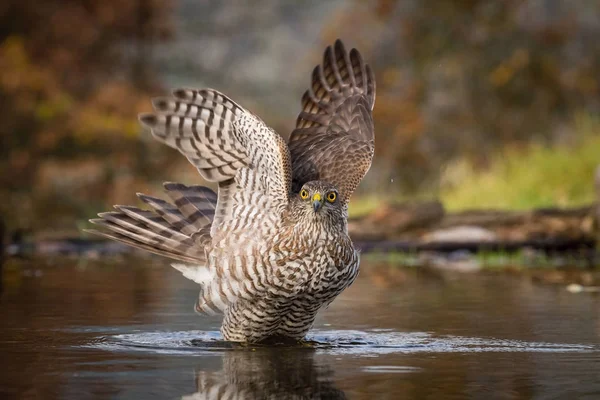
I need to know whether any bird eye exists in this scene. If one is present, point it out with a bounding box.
[300,189,309,199]
[326,192,337,202]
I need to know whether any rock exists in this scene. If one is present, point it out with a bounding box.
[566,283,600,293]
[418,250,481,272]
[422,225,498,243]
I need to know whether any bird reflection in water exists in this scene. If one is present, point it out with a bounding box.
[181,346,346,399]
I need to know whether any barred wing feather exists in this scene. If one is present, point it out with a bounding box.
[140,89,292,238]
[84,183,217,263]
[289,39,376,204]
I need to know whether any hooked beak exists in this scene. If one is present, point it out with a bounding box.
[312,193,323,212]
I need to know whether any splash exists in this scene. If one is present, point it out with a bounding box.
[88,329,596,356]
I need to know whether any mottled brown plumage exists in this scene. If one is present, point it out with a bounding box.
[85,39,375,343]
[289,40,375,203]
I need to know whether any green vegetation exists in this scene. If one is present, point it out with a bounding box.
[348,195,398,218]
[440,114,600,211]
[351,113,600,215]
[362,249,593,270]
[347,196,379,218]
[363,250,421,267]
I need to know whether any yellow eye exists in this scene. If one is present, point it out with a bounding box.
[300,189,309,199]
[326,191,337,203]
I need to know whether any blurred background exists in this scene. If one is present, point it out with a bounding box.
[2,3,600,398]
[2,0,600,235]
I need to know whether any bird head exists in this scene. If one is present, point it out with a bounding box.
[290,181,346,229]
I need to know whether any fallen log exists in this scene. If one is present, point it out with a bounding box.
[355,237,595,254]
[3,202,598,259]
[349,201,597,248]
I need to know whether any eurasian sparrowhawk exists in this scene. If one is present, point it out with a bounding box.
[87,40,375,343]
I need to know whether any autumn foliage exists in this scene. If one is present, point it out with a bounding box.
[0,0,178,231]
[1,0,599,232]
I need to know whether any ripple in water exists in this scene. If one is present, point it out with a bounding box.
[89,330,596,355]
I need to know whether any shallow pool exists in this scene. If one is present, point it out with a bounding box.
[1,258,599,399]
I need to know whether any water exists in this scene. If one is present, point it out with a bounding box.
[1,258,599,399]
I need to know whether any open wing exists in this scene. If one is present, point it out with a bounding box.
[288,39,376,204]
[139,89,292,239]
[85,183,216,263]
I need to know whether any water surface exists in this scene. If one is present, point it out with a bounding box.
[1,258,599,399]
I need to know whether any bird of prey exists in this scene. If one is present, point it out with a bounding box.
[86,40,375,343]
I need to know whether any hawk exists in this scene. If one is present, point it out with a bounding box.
[86,40,375,343]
